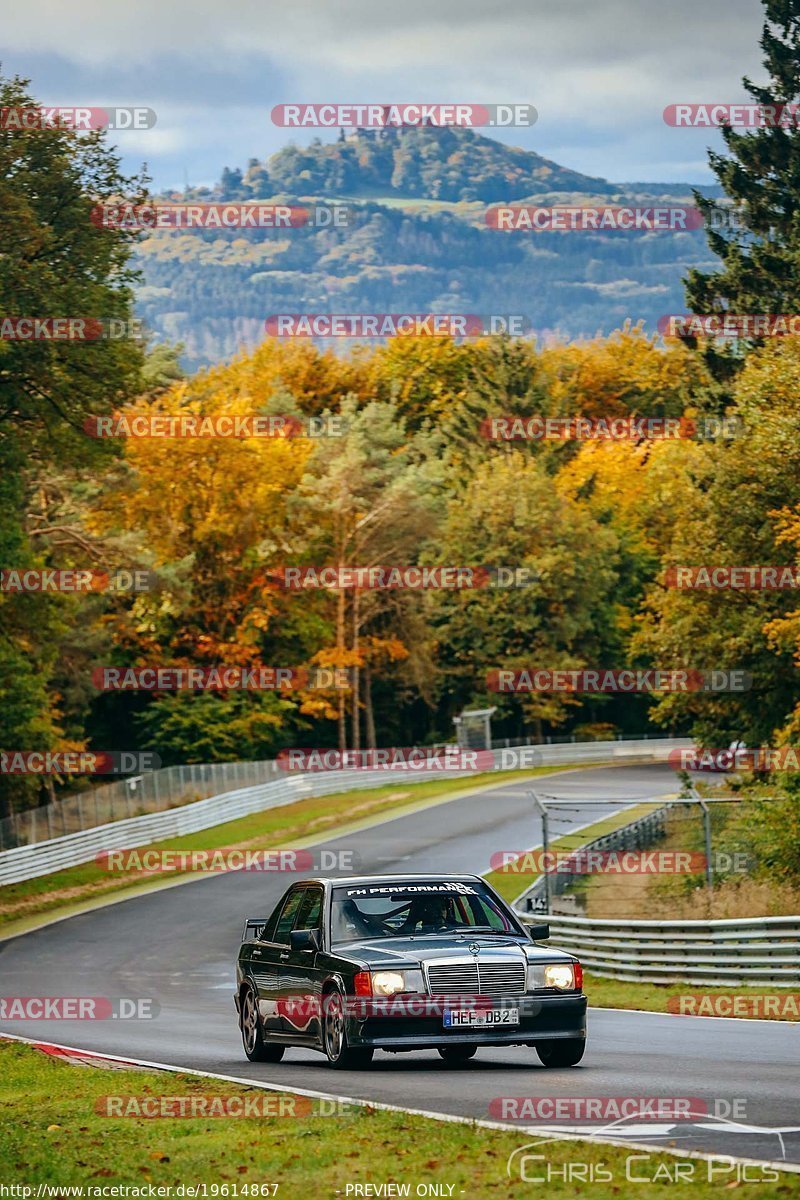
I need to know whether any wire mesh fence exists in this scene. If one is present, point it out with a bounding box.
[0,759,283,851]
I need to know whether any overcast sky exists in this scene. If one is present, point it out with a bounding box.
[3,0,767,191]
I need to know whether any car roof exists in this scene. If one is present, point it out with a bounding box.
[292,873,484,888]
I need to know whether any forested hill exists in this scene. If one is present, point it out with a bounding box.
[136,126,723,369]
[217,125,618,202]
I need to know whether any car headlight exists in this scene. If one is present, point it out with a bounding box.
[371,969,423,996]
[543,963,576,990]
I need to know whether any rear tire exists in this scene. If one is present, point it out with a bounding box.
[438,1045,478,1063]
[240,984,285,1063]
[322,987,374,1069]
[536,1038,585,1068]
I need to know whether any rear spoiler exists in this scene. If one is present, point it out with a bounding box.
[242,917,266,942]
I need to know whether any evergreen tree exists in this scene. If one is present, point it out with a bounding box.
[685,1,800,332]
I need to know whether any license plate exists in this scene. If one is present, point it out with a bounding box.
[443,1007,519,1028]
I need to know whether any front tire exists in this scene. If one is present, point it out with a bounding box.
[240,984,285,1063]
[322,987,374,1070]
[536,1038,585,1068]
[438,1045,478,1063]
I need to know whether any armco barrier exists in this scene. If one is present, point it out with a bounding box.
[521,912,800,987]
[0,738,689,887]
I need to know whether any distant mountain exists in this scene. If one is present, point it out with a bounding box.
[135,127,720,370]
[252,125,617,202]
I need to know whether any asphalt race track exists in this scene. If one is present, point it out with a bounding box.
[1,763,798,1166]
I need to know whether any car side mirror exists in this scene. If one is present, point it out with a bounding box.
[290,927,321,952]
[527,923,550,941]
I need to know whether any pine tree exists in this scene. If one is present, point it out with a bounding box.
[685,1,800,326]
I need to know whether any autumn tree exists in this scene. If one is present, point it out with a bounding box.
[290,397,444,749]
[0,71,145,815]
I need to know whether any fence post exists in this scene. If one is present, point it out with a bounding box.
[695,791,713,896]
[530,791,550,914]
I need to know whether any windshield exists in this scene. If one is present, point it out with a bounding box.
[331,881,519,944]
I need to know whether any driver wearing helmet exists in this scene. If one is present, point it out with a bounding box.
[401,894,458,934]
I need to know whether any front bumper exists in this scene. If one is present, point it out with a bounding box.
[345,992,587,1049]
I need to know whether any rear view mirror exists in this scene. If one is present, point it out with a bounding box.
[527,923,550,941]
[290,927,321,952]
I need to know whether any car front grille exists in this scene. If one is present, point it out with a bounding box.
[426,960,526,998]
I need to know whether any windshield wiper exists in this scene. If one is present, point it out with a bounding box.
[458,926,517,935]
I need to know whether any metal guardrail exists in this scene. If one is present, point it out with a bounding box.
[0,734,680,851]
[521,912,800,987]
[0,738,689,886]
[512,802,800,987]
[0,759,284,851]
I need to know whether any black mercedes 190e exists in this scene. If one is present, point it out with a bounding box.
[235,873,586,1069]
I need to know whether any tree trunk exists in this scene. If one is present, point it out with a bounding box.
[337,580,346,752]
[364,662,377,749]
[352,589,360,751]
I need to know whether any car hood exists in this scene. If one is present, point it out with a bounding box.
[330,933,574,967]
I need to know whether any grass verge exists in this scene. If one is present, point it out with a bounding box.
[1,1040,796,1196]
[582,973,800,1021]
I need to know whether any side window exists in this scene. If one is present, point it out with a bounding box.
[259,892,289,943]
[273,888,305,945]
[295,887,323,933]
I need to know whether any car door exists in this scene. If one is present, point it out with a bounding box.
[277,885,324,1041]
[252,885,305,1034]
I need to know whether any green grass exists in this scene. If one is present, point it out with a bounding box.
[1,764,588,934]
[2,1041,796,1196]
[583,973,800,1021]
